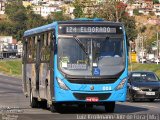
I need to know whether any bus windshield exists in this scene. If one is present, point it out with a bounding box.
[58,36,125,76]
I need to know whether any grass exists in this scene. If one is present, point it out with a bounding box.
[0,59,22,77]
[129,63,160,77]
[0,60,160,78]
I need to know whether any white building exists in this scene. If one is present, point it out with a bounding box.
[0,36,17,56]
[153,4,160,16]
[33,5,61,17]
[17,41,23,57]
[0,0,5,14]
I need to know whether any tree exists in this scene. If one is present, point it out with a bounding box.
[122,16,138,41]
[139,25,147,33]
[95,1,127,22]
[94,1,138,41]
[72,0,85,18]
[133,9,140,16]
[5,1,27,22]
[47,11,71,22]
[2,1,47,40]
[153,0,159,4]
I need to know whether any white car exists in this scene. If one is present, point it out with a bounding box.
[9,55,17,59]
[139,58,146,63]
[154,58,160,63]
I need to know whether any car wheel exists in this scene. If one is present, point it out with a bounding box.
[104,102,115,113]
[129,94,135,102]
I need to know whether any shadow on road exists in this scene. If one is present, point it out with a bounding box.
[48,103,149,114]
[114,103,148,113]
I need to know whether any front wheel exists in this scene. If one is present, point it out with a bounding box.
[104,102,115,113]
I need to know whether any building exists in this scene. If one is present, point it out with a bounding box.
[17,41,23,58]
[153,4,160,16]
[0,36,18,58]
[0,0,5,14]
[32,5,61,17]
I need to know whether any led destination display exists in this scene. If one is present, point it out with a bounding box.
[59,25,123,35]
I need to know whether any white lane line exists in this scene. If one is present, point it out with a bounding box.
[140,104,159,109]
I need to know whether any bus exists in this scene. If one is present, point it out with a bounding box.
[22,18,128,113]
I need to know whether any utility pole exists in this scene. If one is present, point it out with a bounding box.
[157,32,159,58]
[141,35,144,64]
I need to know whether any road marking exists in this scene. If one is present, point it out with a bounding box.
[140,104,159,109]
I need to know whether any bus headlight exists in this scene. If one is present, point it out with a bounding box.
[115,78,127,90]
[56,77,70,90]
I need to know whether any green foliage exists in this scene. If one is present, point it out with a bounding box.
[139,25,147,33]
[133,9,140,16]
[122,16,138,41]
[0,1,47,41]
[0,60,22,77]
[0,1,71,40]
[147,33,160,47]
[72,0,85,18]
[47,11,71,22]
[5,2,27,22]
[94,1,138,41]
[153,0,159,4]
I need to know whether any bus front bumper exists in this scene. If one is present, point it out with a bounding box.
[54,88,126,103]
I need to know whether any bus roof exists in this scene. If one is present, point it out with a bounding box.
[23,18,123,37]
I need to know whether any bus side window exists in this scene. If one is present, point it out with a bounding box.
[40,31,52,62]
[22,38,27,63]
[26,36,36,63]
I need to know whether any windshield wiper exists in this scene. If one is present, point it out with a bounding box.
[73,36,88,55]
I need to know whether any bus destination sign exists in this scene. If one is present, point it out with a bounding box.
[59,25,122,35]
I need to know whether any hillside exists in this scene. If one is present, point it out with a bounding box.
[135,15,160,46]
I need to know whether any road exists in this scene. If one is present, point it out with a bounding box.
[0,74,159,120]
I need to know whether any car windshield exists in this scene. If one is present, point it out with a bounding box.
[131,72,159,82]
[58,36,125,76]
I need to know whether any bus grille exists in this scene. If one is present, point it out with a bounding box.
[67,78,117,84]
[73,93,111,100]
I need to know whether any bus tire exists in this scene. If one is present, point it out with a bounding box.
[104,102,115,113]
[30,90,39,108]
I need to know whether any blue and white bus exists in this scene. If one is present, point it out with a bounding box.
[22,18,128,113]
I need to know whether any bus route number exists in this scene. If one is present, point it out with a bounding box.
[103,86,112,91]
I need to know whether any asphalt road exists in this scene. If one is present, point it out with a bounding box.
[0,74,159,120]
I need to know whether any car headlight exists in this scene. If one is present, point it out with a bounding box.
[115,78,127,90]
[56,77,70,90]
[132,86,140,91]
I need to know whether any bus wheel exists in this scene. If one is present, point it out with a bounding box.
[104,102,115,113]
[30,90,39,108]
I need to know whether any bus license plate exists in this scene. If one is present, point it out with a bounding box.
[146,92,155,95]
[86,97,99,102]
